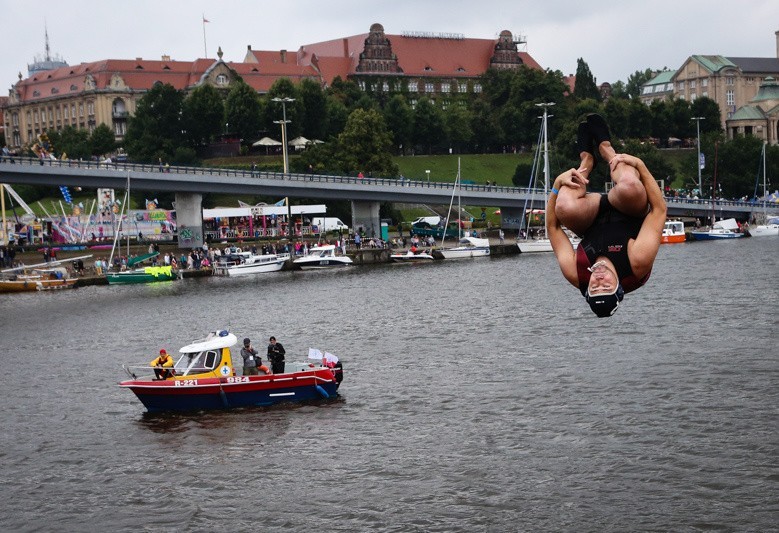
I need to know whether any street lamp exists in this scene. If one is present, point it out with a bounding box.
[425,169,430,183]
[692,116,704,197]
[272,97,295,175]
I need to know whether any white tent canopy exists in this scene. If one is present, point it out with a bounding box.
[288,136,311,147]
[252,137,282,147]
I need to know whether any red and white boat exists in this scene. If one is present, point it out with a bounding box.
[661,220,687,244]
[119,330,343,412]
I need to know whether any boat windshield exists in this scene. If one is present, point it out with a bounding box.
[174,350,220,375]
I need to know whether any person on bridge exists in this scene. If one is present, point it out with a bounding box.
[546,114,666,317]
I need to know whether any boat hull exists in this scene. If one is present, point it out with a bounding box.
[390,252,435,262]
[750,224,779,237]
[0,278,77,293]
[107,267,177,284]
[661,233,687,244]
[294,259,353,270]
[690,231,744,240]
[517,239,553,253]
[120,369,339,412]
[216,260,285,276]
[439,247,490,259]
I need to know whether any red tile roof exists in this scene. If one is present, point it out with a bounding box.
[11,56,321,102]
[298,32,542,83]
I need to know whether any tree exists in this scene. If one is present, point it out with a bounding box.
[47,126,90,160]
[224,80,262,145]
[412,97,445,154]
[573,58,600,101]
[625,69,654,99]
[298,78,327,141]
[124,83,184,162]
[383,95,413,154]
[182,84,224,149]
[90,124,116,157]
[265,78,301,140]
[690,97,722,134]
[444,104,474,153]
[333,108,397,176]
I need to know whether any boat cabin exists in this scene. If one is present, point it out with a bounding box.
[170,330,237,379]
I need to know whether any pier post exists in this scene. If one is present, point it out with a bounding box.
[175,192,204,249]
[351,200,381,239]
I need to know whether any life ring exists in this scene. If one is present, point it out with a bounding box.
[257,364,270,375]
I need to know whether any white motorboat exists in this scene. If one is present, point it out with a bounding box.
[439,237,491,259]
[750,142,779,237]
[661,220,687,244]
[750,217,779,237]
[293,245,353,270]
[390,249,435,262]
[214,251,289,276]
[691,218,745,240]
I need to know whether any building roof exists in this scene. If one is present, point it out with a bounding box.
[752,76,779,102]
[729,105,766,120]
[298,30,541,83]
[728,57,779,74]
[10,55,321,103]
[689,55,737,74]
[646,69,675,86]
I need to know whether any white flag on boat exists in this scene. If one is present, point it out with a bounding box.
[308,348,323,360]
[324,352,339,364]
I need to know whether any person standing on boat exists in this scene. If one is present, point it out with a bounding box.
[546,114,666,318]
[267,336,286,374]
[241,338,259,376]
[150,349,174,380]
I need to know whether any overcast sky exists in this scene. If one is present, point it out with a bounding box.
[3,0,777,92]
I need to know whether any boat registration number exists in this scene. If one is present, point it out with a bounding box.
[226,376,249,383]
[174,379,199,387]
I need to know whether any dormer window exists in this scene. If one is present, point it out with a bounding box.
[33,90,40,97]
[163,65,171,70]
[216,74,228,85]
[424,66,433,71]
[135,65,144,70]
[51,88,59,94]
[456,67,465,72]
[70,84,78,91]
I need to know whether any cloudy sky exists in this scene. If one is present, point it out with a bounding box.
[2,0,777,91]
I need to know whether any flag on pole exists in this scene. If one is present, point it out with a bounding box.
[274,198,287,207]
[203,16,210,23]
[308,348,323,360]
[324,352,339,364]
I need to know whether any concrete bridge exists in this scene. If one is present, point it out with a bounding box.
[0,157,764,248]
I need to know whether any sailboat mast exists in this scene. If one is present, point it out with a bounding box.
[457,158,462,240]
[762,141,768,218]
[535,102,555,231]
[126,171,130,256]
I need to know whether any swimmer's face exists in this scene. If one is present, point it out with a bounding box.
[587,261,618,295]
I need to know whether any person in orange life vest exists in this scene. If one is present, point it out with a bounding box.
[546,114,666,317]
[150,349,174,379]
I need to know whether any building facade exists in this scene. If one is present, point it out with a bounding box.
[639,30,779,139]
[4,22,541,152]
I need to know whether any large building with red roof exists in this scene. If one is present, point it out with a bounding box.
[3,23,542,152]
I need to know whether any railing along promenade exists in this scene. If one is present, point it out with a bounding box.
[0,156,767,218]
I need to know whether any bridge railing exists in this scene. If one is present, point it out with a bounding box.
[2,155,769,209]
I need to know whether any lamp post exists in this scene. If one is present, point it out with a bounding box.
[272,97,295,175]
[425,169,430,183]
[692,116,704,197]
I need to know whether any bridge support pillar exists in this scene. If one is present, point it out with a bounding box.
[351,200,381,238]
[175,192,204,249]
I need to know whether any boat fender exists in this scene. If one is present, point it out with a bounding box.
[315,385,330,399]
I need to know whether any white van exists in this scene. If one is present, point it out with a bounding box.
[312,217,349,233]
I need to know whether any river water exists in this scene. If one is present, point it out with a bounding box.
[0,238,776,532]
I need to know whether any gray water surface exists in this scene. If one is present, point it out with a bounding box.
[0,238,776,532]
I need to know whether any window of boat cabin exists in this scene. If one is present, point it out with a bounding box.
[174,350,220,375]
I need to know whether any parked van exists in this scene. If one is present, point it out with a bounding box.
[312,217,349,233]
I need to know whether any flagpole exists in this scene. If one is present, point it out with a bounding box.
[202,14,208,57]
